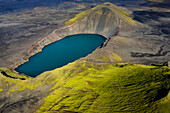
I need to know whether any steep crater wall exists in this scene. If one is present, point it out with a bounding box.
[12,4,120,69]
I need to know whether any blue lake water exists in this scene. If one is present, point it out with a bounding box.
[15,34,106,77]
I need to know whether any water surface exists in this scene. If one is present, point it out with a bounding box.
[16,34,106,77]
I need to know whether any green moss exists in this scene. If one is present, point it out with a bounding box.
[36,62,170,113]
[149,0,164,3]
[65,3,137,26]
[112,52,122,62]
[0,68,42,93]
[110,4,137,26]
[9,79,42,92]
[156,90,170,113]
[0,60,169,112]
[158,97,170,113]
[65,5,101,25]
[0,67,29,79]
[0,89,3,92]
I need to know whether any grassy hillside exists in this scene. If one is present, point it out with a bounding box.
[36,61,170,113]
[0,60,169,112]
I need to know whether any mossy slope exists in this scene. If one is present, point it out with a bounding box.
[36,61,170,113]
[65,4,101,25]
[0,60,169,112]
[149,0,164,3]
[65,2,136,26]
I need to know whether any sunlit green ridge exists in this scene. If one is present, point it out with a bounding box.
[149,0,164,3]
[0,61,169,112]
[65,2,137,26]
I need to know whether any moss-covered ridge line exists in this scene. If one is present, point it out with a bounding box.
[0,67,31,80]
[12,2,138,69]
[0,68,29,80]
[37,62,170,113]
[65,2,136,26]
[65,4,102,25]
[0,68,39,93]
[0,60,169,112]
[149,0,164,3]
[146,0,170,6]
